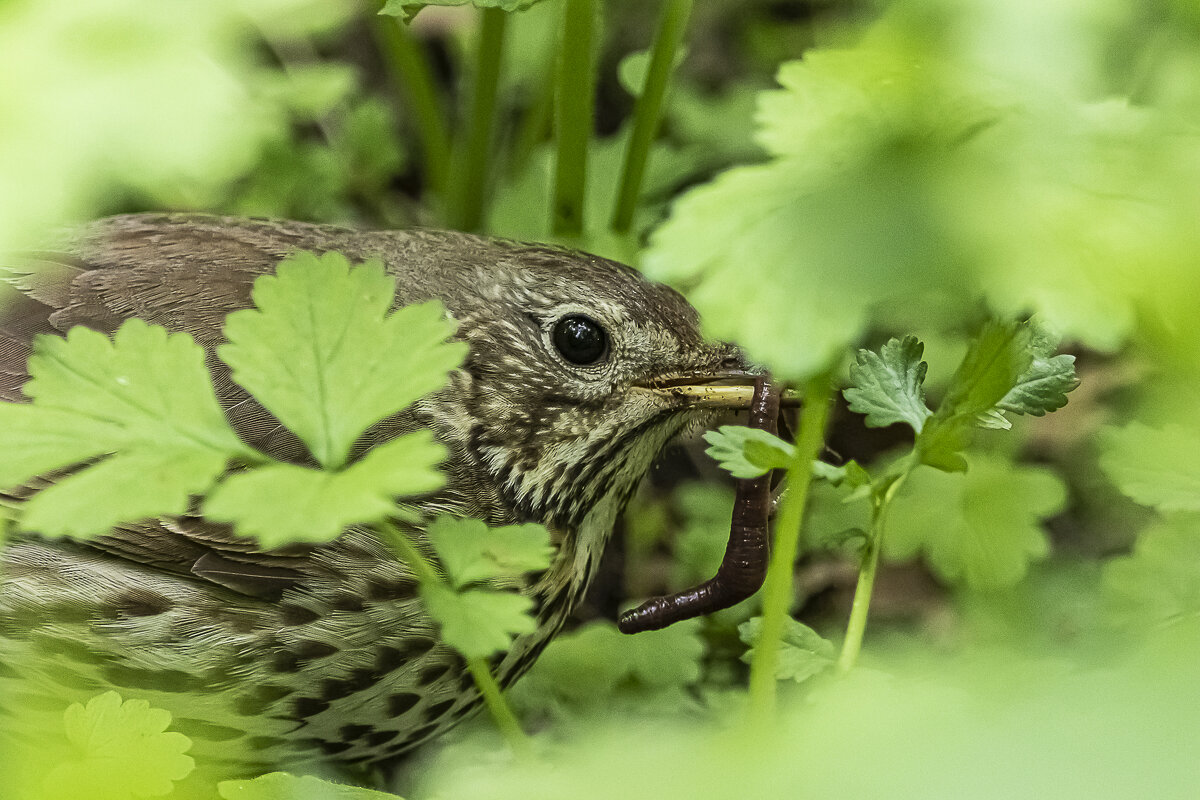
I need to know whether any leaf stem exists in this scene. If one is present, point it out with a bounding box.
[376,520,530,752]
[370,10,452,204]
[610,0,692,234]
[837,465,911,671]
[747,370,834,725]
[467,656,532,756]
[447,8,508,232]
[552,0,598,237]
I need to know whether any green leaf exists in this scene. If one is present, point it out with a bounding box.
[739,616,835,684]
[219,772,403,800]
[380,0,545,23]
[844,336,933,433]
[1103,513,1200,630]
[1100,422,1200,512]
[885,454,1066,589]
[0,320,249,537]
[23,449,228,539]
[511,620,703,713]
[204,432,444,546]
[421,584,537,660]
[703,426,795,478]
[44,691,194,800]
[426,516,554,589]
[996,325,1079,417]
[219,251,467,469]
[618,48,687,97]
[916,320,1035,471]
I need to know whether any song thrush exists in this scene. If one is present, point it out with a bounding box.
[0,214,761,772]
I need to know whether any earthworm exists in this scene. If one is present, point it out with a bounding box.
[618,375,780,634]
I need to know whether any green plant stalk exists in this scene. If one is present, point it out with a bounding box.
[552,0,597,237]
[371,11,452,203]
[376,520,530,754]
[747,370,834,724]
[511,52,556,173]
[448,8,508,232]
[837,464,911,671]
[610,0,692,233]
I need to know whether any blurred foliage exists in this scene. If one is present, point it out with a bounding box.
[3,0,1200,797]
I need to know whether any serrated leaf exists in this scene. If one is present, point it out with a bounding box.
[0,321,247,488]
[885,455,1066,589]
[219,772,403,800]
[996,324,1079,417]
[44,691,194,800]
[204,432,443,546]
[23,449,228,538]
[844,336,933,433]
[219,251,467,469]
[421,584,536,660]
[916,320,1035,471]
[739,616,835,684]
[426,516,553,589]
[0,320,250,537]
[1103,513,1200,629]
[703,425,795,478]
[1100,422,1200,511]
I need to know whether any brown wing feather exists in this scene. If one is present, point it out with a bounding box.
[0,213,432,596]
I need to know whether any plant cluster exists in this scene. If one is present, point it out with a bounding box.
[3,0,1200,799]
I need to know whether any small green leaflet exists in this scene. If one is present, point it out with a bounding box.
[1100,422,1200,512]
[0,321,251,538]
[912,320,1077,471]
[426,516,554,589]
[843,335,932,433]
[884,454,1066,589]
[421,583,537,660]
[811,459,871,490]
[739,616,835,684]
[219,251,467,470]
[703,426,795,478]
[205,433,444,546]
[219,772,403,800]
[44,691,194,800]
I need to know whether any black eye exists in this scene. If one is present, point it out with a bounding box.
[552,315,608,366]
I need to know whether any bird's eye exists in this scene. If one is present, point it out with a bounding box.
[551,315,608,366]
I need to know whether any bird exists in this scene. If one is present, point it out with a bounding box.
[0,213,762,774]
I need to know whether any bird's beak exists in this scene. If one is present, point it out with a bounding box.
[633,369,801,409]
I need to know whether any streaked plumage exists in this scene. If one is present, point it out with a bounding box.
[0,214,741,771]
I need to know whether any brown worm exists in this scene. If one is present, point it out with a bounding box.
[618,375,780,634]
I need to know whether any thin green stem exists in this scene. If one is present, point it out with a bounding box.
[552,0,597,237]
[610,0,692,234]
[370,10,452,202]
[837,470,909,672]
[747,370,835,725]
[376,520,530,753]
[467,656,531,756]
[447,8,508,232]
[511,52,556,173]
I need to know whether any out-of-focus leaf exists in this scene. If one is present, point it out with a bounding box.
[1104,512,1200,629]
[1100,422,1200,512]
[739,617,835,684]
[219,251,466,469]
[44,692,193,800]
[220,772,403,800]
[885,454,1066,589]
